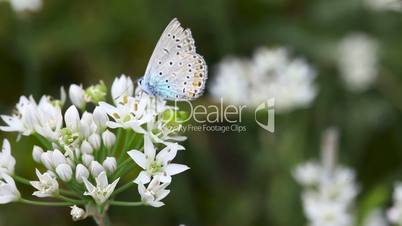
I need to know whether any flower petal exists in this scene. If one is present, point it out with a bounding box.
[128,150,147,169]
[165,164,190,176]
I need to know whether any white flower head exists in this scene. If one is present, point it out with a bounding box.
[138,176,170,208]
[89,161,105,178]
[0,174,20,204]
[338,33,378,92]
[387,182,402,225]
[111,74,134,105]
[83,171,119,205]
[98,95,153,133]
[0,139,15,175]
[9,0,42,13]
[75,164,89,183]
[102,130,116,149]
[69,84,86,109]
[209,58,251,105]
[30,169,59,198]
[70,205,87,221]
[1,96,63,141]
[102,157,117,174]
[55,163,73,182]
[365,0,402,12]
[293,161,322,187]
[129,135,189,184]
[93,107,108,131]
[32,145,43,163]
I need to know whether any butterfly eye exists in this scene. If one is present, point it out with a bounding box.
[159,72,162,75]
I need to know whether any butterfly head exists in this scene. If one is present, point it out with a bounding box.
[136,77,152,95]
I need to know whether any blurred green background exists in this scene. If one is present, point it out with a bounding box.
[1,0,402,225]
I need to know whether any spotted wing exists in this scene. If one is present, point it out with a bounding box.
[143,18,208,101]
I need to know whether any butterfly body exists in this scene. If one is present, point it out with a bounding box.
[138,18,208,101]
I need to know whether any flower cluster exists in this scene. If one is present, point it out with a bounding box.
[387,183,402,225]
[0,75,189,224]
[365,0,402,12]
[209,47,317,113]
[337,33,379,92]
[4,0,42,13]
[293,129,359,226]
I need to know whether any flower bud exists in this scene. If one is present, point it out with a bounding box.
[56,163,73,182]
[65,106,80,132]
[93,107,108,130]
[102,130,116,149]
[82,154,94,167]
[69,84,86,109]
[70,205,87,221]
[40,152,53,170]
[88,134,101,150]
[102,157,117,174]
[80,140,93,154]
[32,146,43,163]
[85,81,107,104]
[75,164,89,183]
[90,161,105,177]
[52,149,67,166]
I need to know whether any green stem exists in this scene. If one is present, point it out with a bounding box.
[109,201,143,207]
[111,129,123,156]
[13,175,31,186]
[113,182,135,196]
[57,195,85,205]
[33,133,52,150]
[20,198,73,206]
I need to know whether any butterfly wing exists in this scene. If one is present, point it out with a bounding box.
[143,18,208,101]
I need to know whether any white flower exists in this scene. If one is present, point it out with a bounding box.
[98,95,153,133]
[83,171,119,205]
[250,47,317,112]
[102,130,116,149]
[89,161,105,177]
[70,205,87,221]
[293,161,322,187]
[209,58,251,105]
[338,33,378,92]
[65,106,81,132]
[209,47,317,113]
[0,174,20,204]
[364,209,387,226]
[365,0,402,12]
[69,84,86,109]
[82,154,94,167]
[111,75,134,105]
[9,0,42,13]
[88,134,101,150]
[1,96,63,140]
[32,145,43,163]
[93,107,108,131]
[138,176,170,208]
[303,192,352,226]
[128,135,189,184]
[75,164,89,183]
[102,157,117,174]
[0,139,15,175]
[40,149,67,170]
[80,140,93,154]
[387,183,402,225]
[55,163,73,182]
[30,169,59,198]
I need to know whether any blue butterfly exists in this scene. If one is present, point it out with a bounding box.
[138,18,208,101]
